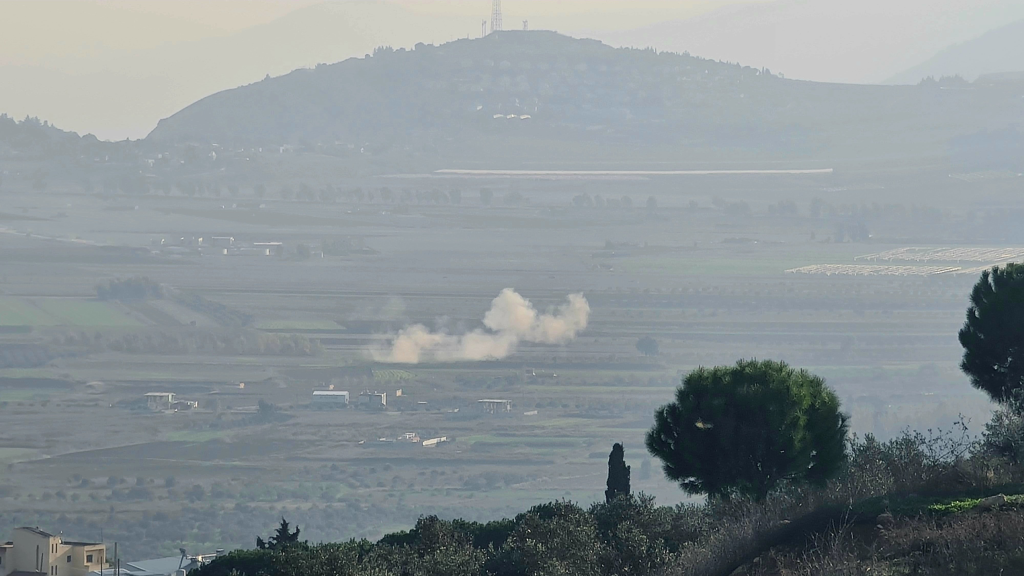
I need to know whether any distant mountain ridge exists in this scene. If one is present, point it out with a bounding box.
[146,32,1024,165]
[887,19,1024,84]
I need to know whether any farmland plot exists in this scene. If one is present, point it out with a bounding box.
[0,297,141,327]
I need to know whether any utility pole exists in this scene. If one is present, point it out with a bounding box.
[490,0,502,33]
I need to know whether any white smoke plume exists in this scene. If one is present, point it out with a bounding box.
[373,289,590,364]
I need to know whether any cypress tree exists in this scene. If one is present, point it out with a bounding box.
[605,443,631,503]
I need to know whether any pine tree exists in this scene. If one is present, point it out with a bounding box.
[605,443,631,503]
[959,264,1024,404]
[646,360,848,500]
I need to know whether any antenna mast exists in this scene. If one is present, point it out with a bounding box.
[482,19,488,37]
[490,0,502,33]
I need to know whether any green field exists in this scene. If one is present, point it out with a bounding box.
[0,297,141,327]
[36,299,143,326]
[0,297,58,326]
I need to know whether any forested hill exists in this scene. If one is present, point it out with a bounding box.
[0,114,108,157]
[147,31,1024,163]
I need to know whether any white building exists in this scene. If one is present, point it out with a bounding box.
[312,390,349,407]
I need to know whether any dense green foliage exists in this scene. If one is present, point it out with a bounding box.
[192,495,706,576]
[605,443,631,503]
[646,360,849,500]
[959,263,1024,404]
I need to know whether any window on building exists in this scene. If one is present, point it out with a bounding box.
[87,554,94,563]
[67,555,72,563]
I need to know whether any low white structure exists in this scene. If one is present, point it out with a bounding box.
[478,399,512,414]
[312,390,349,407]
[422,436,448,448]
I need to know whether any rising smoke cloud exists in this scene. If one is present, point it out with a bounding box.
[373,289,590,364]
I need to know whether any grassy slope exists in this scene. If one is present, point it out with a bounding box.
[733,489,1024,576]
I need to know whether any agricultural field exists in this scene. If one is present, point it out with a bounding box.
[0,160,1011,560]
[856,246,1024,263]
[0,296,55,326]
[0,296,141,326]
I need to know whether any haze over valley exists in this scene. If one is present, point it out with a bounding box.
[2,2,1024,573]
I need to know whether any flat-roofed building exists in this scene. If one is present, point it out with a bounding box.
[5,527,105,576]
[312,390,349,407]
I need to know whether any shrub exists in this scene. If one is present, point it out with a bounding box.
[981,391,1024,469]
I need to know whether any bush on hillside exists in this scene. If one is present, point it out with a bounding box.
[981,391,1024,472]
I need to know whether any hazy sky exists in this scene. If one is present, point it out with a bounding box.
[1,0,1022,140]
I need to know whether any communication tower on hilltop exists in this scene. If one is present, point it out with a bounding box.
[523,20,529,31]
[490,0,502,33]
[482,19,488,38]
